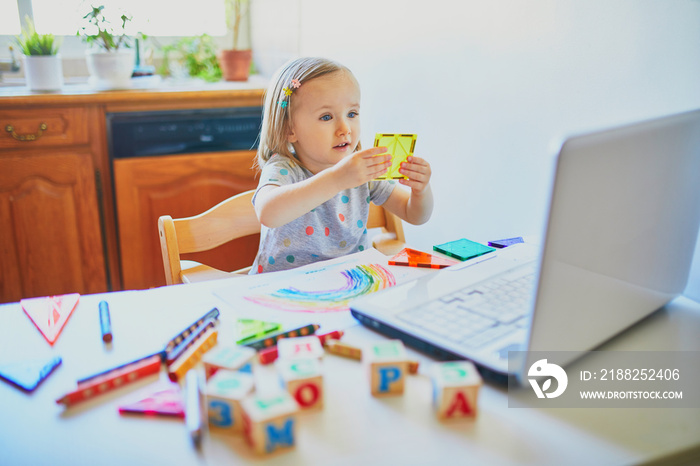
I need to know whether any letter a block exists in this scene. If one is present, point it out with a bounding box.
[276,358,324,411]
[431,361,482,420]
[202,344,256,380]
[277,336,324,360]
[364,340,409,397]
[205,370,255,433]
[241,391,299,455]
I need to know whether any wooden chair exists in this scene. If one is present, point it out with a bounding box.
[158,189,406,285]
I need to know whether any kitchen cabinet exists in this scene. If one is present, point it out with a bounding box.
[0,83,265,303]
[0,107,106,302]
[114,151,260,290]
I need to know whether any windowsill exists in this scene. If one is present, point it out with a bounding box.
[0,74,268,92]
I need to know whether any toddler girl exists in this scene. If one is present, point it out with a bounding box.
[251,57,433,273]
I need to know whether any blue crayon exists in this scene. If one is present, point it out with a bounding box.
[99,300,113,343]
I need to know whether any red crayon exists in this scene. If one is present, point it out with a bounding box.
[77,351,163,385]
[257,329,344,364]
[56,355,162,407]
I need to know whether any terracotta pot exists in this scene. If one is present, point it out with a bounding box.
[218,49,252,82]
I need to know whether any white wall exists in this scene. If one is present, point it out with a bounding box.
[252,0,700,300]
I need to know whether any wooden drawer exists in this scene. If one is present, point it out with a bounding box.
[0,107,90,150]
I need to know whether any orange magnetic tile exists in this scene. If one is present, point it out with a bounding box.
[388,248,459,269]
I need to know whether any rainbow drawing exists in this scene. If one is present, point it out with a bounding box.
[244,263,396,313]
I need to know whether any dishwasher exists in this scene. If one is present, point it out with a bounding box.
[107,106,263,290]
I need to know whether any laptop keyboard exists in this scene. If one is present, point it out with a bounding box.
[396,263,537,349]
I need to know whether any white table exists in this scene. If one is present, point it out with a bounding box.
[1,267,699,466]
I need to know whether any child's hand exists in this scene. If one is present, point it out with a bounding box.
[332,146,392,189]
[398,156,432,195]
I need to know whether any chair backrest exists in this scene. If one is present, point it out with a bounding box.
[158,189,405,285]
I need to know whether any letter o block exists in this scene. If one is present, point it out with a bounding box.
[241,391,299,455]
[364,340,409,397]
[205,370,255,433]
[431,361,482,420]
[276,358,324,411]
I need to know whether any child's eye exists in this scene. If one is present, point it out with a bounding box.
[348,111,359,118]
[320,114,332,121]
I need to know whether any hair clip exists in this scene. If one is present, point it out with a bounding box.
[278,79,301,108]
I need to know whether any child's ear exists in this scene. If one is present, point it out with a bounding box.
[286,127,298,143]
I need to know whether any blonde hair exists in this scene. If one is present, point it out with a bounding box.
[255,57,361,170]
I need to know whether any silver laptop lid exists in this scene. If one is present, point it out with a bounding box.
[522,109,700,380]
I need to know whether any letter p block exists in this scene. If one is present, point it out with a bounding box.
[364,340,409,397]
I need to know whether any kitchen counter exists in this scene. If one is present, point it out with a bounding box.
[0,75,267,110]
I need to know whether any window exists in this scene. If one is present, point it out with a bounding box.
[1,0,227,58]
[30,0,226,37]
[0,0,21,35]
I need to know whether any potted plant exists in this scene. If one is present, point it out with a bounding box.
[159,35,223,82]
[14,17,63,92]
[217,0,253,81]
[78,5,143,90]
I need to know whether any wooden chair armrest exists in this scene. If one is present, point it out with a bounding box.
[372,233,406,256]
[180,261,251,283]
[181,263,237,283]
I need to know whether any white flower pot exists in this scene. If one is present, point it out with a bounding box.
[23,54,64,92]
[86,49,135,90]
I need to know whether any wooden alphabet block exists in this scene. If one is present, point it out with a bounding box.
[363,340,409,397]
[241,391,299,455]
[276,358,323,411]
[277,336,324,360]
[202,344,256,380]
[431,360,482,420]
[205,370,255,433]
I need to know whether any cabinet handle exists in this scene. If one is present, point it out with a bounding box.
[5,123,48,141]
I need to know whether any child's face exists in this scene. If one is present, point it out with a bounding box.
[287,70,361,174]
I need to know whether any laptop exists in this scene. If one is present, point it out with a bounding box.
[350,108,700,384]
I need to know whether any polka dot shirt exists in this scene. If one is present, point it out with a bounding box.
[250,154,396,274]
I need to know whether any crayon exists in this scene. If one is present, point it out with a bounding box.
[257,330,345,365]
[168,327,218,382]
[318,330,344,346]
[77,351,164,386]
[185,370,203,448]
[234,319,282,344]
[99,301,112,343]
[165,318,217,365]
[325,339,363,360]
[56,355,162,407]
[242,324,320,351]
[164,308,220,354]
